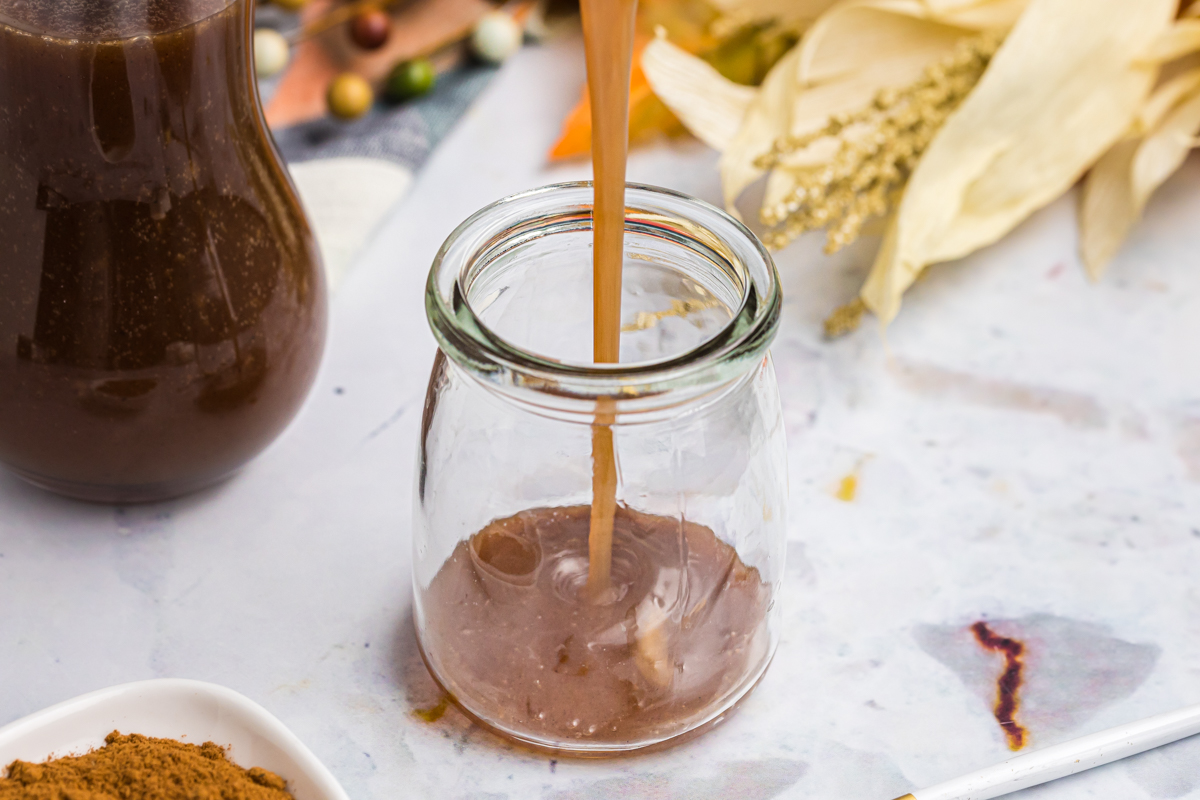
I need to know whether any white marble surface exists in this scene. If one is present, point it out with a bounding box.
[5,36,1200,800]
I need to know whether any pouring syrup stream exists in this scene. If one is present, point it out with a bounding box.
[581,0,638,600]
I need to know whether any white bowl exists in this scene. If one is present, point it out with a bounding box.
[0,679,349,800]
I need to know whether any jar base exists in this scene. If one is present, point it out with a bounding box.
[413,625,774,757]
[5,465,239,504]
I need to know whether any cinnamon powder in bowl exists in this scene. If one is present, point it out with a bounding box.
[1,730,294,799]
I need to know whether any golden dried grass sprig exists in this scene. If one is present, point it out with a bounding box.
[756,32,1001,254]
[822,297,867,338]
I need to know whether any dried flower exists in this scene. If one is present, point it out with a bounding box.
[862,0,1175,324]
[621,297,725,332]
[756,32,1001,253]
[1079,23,1200,277]
[646,0,1177,329]
[822,297,866,339]
[645,0,1025,213]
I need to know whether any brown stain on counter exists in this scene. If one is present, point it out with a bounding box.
[972,621,1028,750]
[1176,418,1200,483]
[890,357,1106,428]
[413,694,452,723]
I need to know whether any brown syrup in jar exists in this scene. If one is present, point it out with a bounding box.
[0,0,325,501]
[422,505,770,745]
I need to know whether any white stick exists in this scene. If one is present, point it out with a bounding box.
[899,702,1200,800]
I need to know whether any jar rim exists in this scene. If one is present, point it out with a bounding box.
[425,182,781,401]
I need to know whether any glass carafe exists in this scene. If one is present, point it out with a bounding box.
[0,0,326,502]
[414,183,788,754]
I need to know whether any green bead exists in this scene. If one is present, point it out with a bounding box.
[385,59,436,103]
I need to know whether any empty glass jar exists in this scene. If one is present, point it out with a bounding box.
[413,183,788,754]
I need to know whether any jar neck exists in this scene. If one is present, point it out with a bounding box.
[427,182,782,410]
[0,0,238,39]
[447,354,765,426]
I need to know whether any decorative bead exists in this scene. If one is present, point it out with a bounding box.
[253,28,290,79]
[385,59,437,102]
[327,73,374,120]
[350,9,391,50]
[470,11,522,64]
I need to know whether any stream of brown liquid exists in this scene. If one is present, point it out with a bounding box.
[581,0,638,599]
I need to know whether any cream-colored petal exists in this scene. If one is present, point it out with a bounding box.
[719,44,802,211]
[863,136,1009,312]
[760,161,818,216]
[1137,67,1200,132]
[1142,19,1200,64]
[707,0,839,25]
[861,0,1174,323]
[796,0,1025,85]
[923,0,1028,29]
[641,38,757,152]
[761,165,802,215]
[1132,83,1200,209]
[1079,139,1139,281]
[1079,68,1200,278]
[798,1,948,84]
[864,213,902,321]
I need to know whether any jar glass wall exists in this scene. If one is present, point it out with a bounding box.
[414,183,787,754]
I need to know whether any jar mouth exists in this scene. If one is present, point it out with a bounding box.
[426,182,781,401]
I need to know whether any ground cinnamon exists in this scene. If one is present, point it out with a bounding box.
[0,731,295,800]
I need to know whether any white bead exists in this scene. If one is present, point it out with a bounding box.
[471,11,522,64]
[254,28,290,79]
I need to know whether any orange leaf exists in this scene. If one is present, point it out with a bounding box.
[549,93,594,159]
[549,44,678,161]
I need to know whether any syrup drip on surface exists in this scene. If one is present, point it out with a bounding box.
[972,621,1029,750]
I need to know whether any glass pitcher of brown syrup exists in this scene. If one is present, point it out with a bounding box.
[0,0,326,501]
[415,183,788,754]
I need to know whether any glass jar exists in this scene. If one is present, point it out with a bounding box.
[413,182,788,754]
[0,0,326,502]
